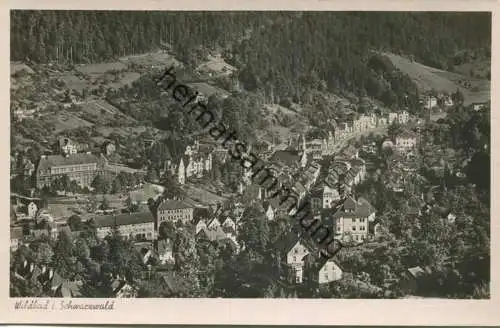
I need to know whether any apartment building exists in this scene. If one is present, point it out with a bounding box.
[396,131,418,152]
[157,199,194,225]
[329,196,376,243]
[93,211,155,241]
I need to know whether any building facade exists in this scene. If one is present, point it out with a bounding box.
[36,153,106,189]
[94,212,155,241]
[157,200,194,225]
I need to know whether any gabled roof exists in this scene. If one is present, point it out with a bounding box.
[303,252,343,272]
[274,232,308,254]
[342,197,357,211]
[406,266,426,279]
[356,198,375,217]
[196,226,227,242]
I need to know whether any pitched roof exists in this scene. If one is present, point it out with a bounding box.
[342,197,357,210]
[158,199,192,211]
[37,153,101,172]
[110,279,128,293]
[196,226,227,242]
[331,196,375,219]
[93,211,154,228]
[406,266,426,279]
[274,232,305,254]
[356,198,375,216]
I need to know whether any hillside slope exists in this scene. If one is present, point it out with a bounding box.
[381,52,490,105]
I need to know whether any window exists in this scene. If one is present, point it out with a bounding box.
[360,218,365,223]
[355,235,359,240]
[352,226,356,231]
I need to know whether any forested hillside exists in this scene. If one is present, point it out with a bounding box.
[11,11,491,109]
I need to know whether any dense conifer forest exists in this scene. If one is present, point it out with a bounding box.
[11,11,491,108]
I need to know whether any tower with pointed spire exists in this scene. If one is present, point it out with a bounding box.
[178,158,185,185]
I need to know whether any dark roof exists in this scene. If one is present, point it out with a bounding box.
[37,153,101,172]
[158,199,192,211]
[406,266,427,279]
[196,226,227,241]
[110,279,128,293]
[342,197,357,210]
[160,272,190,295]
[93,211,154,228]
[49,271,65,289]
[274,232,303,253]
[269,150,300,167]
[331,197,375,219]
[357,198,375,216]
[242,184,262,199]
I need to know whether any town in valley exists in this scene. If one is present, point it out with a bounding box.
[10,11,491,299]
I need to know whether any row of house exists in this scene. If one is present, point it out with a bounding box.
[329,110,411,145]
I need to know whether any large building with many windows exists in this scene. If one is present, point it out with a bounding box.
[157,199,194,225]
[35,153,107,189]
[93,211,155,241]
